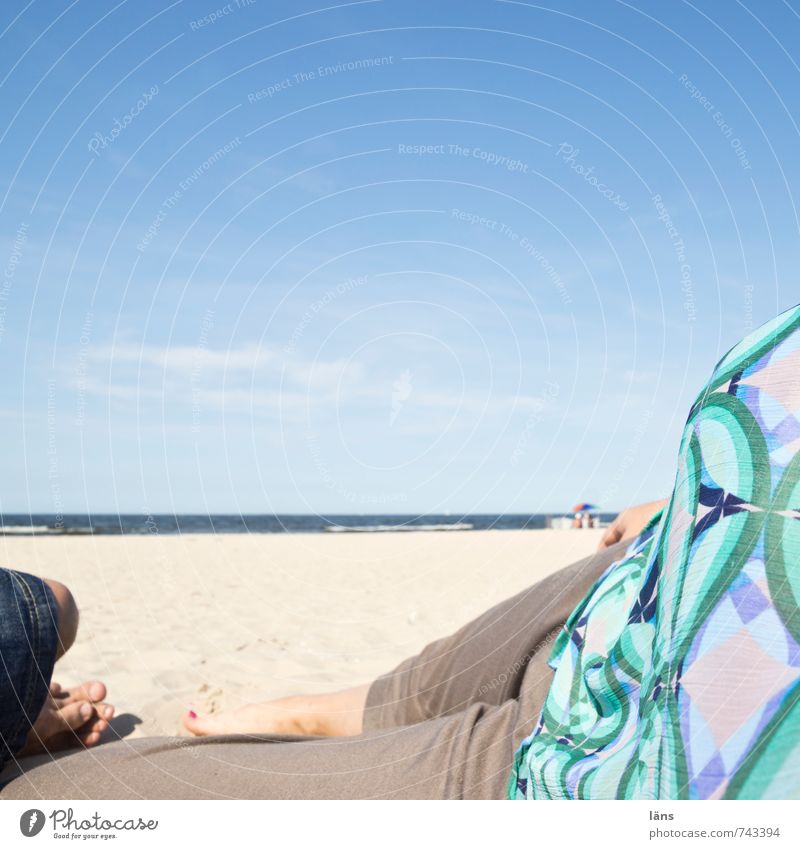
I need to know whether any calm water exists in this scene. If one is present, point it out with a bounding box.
[0,513,615,536]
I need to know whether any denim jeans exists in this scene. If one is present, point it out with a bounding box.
[0,568,59,770]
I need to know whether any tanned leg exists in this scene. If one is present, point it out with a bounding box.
[183,684,370,738]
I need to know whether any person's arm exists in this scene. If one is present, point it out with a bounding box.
[597,498,668,550]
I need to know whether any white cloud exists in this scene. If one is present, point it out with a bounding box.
[92,343,274,371]
[66,342,559,435]
[69,342,366,420]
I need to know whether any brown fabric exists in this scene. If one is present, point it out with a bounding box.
[363,539,627,734]
[0,540,627,800]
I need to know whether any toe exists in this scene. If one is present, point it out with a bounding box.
[182,709,216,737]
[85,716,109,735]
[86,681,107,703]
[96,702,115,720]
[81,731,102,748]
[55,701,96,732]
[55,681,107,705]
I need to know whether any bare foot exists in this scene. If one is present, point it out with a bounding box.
[183,685,369,739]
[19,680,115,756]
[183,696,326,737]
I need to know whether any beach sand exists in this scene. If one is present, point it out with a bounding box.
[1,529,602,742]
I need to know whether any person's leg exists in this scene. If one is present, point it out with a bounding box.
[2,559,581,803]
[0,568,113,766]
[185,684,370,737]
[362,538,628,731]
[2,688,538,800]
[183,540,628,738]
[42,579,78,660]
[1,568,65,765]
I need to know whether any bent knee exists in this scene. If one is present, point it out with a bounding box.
[44,578,79,658]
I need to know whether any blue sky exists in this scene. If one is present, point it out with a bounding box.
[1,0,798,515]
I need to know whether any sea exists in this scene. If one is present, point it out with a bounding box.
[0,513,615,536]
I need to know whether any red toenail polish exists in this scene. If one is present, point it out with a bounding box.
[188,710,197,719]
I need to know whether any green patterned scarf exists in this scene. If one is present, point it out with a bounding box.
[509,305,800,800]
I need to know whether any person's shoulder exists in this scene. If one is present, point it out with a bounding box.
[712,305,800,388]
[687,305,800,418]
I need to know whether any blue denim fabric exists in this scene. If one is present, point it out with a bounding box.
[0,569,59,769]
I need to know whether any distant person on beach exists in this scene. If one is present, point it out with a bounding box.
[3,305,800,799]
[572,504,600,529]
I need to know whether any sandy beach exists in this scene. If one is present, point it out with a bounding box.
[1,529,602,742]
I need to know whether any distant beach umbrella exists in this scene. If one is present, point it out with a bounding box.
[571,502,597,512]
